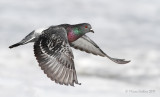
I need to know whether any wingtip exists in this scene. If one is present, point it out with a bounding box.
[107,57,131,64]
[121,60,131,64]
[116,59,131,64]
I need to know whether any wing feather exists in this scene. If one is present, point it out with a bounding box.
[70,35,130,64]
[34,26,80,86]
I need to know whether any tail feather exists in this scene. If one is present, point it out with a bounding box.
[9,43,22,48]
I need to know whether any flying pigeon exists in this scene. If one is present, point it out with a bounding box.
[9,23,130,86]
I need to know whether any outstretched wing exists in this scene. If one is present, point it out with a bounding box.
[70,35,130,64]
[34,26,80,86]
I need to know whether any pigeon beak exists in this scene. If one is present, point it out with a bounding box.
[90,29,94,33]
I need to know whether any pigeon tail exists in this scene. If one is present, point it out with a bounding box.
[9,42,23,48]
[9,30,40,49]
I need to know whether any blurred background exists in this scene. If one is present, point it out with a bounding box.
[0,0,160,97]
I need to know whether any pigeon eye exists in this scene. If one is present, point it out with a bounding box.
[85,26,88,28]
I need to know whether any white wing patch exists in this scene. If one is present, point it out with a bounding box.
[35,27,48,34]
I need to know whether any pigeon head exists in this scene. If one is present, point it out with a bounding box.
[66,23,94,42]
[79,23,94,33]
[72,23,94,35]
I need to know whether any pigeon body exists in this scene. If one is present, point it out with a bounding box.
[9,23,130,86]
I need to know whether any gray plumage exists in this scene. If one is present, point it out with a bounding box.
[70,35,129,64]
[34,26,80,86]
[9,23,130,86]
